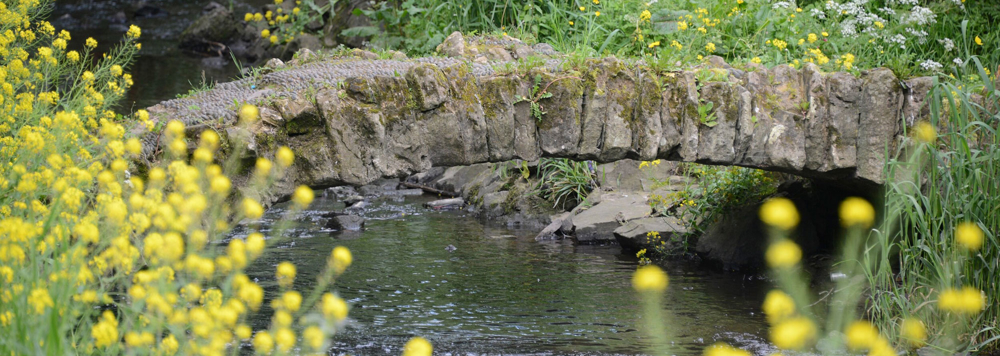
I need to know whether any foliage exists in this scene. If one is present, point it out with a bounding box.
[513,74,554,122]
[243,0,331,47]
[535,158,597,210]
[635,194,989,356]
[354,0,998,83]
[646,164,780,255]
[0,2,354,355]
[864,59,1000,351]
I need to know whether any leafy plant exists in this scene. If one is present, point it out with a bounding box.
[514,74,554,123]
[535,158,597,209]
[697,101,717,127]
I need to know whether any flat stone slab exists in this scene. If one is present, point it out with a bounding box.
[614,216,688,252]
[571,192,652,243]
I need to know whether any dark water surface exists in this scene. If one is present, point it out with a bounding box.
[50,0,273,109]
[238,194,777,356]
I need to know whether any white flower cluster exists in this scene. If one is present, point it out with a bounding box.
[823,0,886,36]
[906,27,929,43]
[920,60,943,71]
[953,58,964,66]
[903,6,936,26]
[886,34,907,49]
[772,1,794,10]
[939,38,955,52]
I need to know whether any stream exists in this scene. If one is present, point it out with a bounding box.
[237,193,776,355]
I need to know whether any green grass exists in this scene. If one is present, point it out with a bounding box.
[534,158,597,210]
[864,59,1000,352]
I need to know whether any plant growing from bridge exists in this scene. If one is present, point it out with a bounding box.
[697,101,717,127]
[514,74,553,122]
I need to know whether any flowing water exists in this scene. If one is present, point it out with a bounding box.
[236,193,777,355]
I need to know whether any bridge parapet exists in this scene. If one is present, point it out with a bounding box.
[145,44,933,203]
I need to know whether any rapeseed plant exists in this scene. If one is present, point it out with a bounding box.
[0,1,365,355]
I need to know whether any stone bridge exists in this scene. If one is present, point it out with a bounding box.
[146,40,933,201]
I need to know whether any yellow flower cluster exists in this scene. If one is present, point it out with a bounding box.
[0,4,356,352]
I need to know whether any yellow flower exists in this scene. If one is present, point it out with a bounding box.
[403,337,433,356]
[874,21,884,29]
[304,326,325,350]
[322,293,349,320]
[292,185,314,208]
[703,342,750,356]
[269,35,278,44]
[247,233,266,259]
[631,265,669,292]
[242,198,264,219]
[955,222,983,251]
[759,198,799,230]
[648,41,660,49]
[160,334,179,355]
[869,337,895,356]
[67,50,80,62]
[211,175,231,194]
[127,25,141,39]
[762,290,795,324]
[92,311,119,347]
[580,6,586,11]
[751,57,761,64]
[86,37,97,48]
[678,21,688,30]
[821,31,829,37]
[275,327,295,352]
[261,29,270,38]
[569,21,574,25]
[595,11,600,16]
[938,287,985,314]
[839,197,874,228]
[593,0,600,4]
[28,288,53,314]
[705,42,716,52]
[255,158,273,176]
[640,10,651,22]
[911,121,936,144]
[975,36,982,46]
[239,103,259,123]
[331,246,353,274]
[766,239,801,268]
[770,316,816,350]
[900,318,926,347]
[845,320,879,350]
[276,261,296,288]
[280,291,302,312]
[253,331,274,354]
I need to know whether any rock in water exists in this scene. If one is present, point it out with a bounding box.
[425,198,464,210]
[613,217,688,252]
[343,195,365,206]
[327,214,365,231]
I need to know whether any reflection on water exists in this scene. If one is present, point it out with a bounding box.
[50,0,274,109]
[239,194,777,355]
